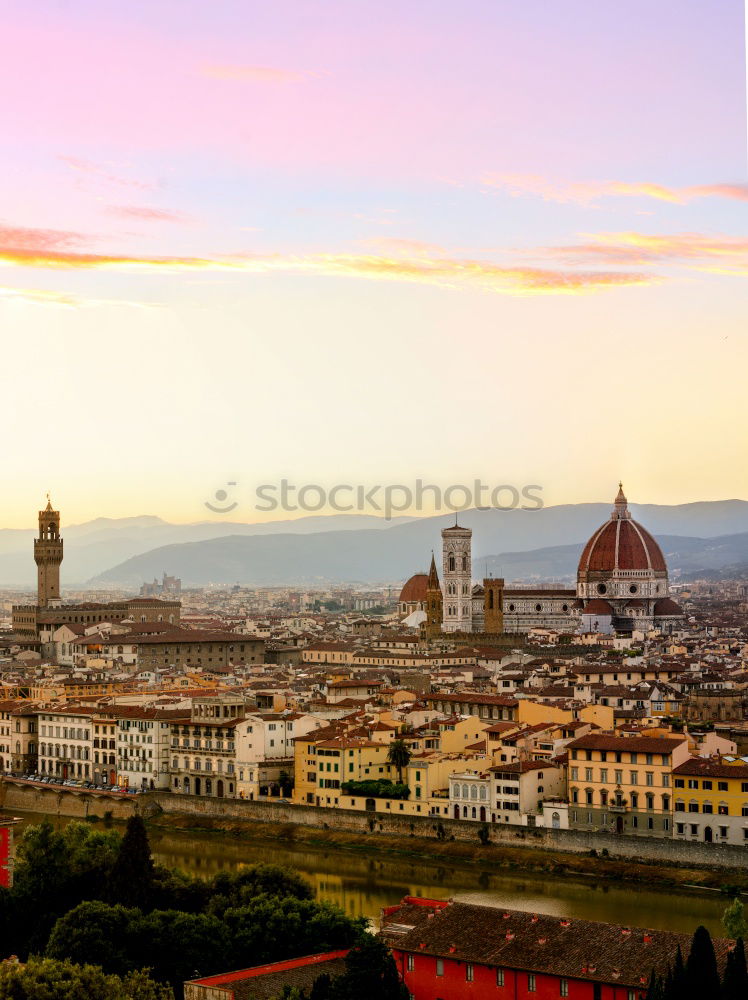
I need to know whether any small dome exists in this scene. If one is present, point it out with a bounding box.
[399,573,428,604]
[654,597,683,616]
[582,599,614,615]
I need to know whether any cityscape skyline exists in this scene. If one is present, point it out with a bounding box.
[1,0,747,526]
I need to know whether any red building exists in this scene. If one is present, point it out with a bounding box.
[381,898,732,1000]
[0,820,15,888]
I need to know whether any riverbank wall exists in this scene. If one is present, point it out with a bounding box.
[0,778,138,820]
[3,779,746,873]
[149,791,748,872]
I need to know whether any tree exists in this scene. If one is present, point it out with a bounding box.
[333,936,408,1000]
[0,957,172,1000]
[722,938,748,1000]
[386,740,412,783]
[723,899,748,941]
[109,815,155,910]
[647,969,664,1000]
[684,926,720,1000]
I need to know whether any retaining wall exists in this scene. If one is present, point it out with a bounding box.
[151,791,748,871]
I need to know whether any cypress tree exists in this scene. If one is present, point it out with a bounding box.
[647,969,663,1000]
[685,926,720,1000]
[108,814,154,910]
[722,938,748,1000]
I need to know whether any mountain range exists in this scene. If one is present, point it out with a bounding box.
[82,500,748,588]
[2,500,747,589]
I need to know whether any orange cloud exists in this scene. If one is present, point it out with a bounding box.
[202,64,310,83]
[536,232,748,273]
[0,234,655,295]
[483,174,748,205]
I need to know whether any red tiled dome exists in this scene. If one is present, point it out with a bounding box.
[399,573,428,604]
[581,599,613,615]
[578,485,666,575]
[654,597,683,616]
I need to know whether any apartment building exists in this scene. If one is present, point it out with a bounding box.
[672,756,748,846]
[567,733,689,837]
[116,707,189,790]
[169,696,244,797]
[37,708,94,780]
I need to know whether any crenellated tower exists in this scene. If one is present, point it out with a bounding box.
[483,575,505,634]
[34,495,63,607]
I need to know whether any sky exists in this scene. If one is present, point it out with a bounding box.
[1,0,747,528]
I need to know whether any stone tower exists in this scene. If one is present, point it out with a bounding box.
[483,576,505,635]
[441,522,472,633]
[34,495,63,607]
[424,552,443,639]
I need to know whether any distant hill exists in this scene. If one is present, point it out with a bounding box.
[86,500,748,588]
[481,532,748,583]
[0,513,414,585]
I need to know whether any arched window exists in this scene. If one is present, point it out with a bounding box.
[462,784,468,799]
[470,785,477,800]
[448,554,455,572]
[479,786,487,800]
[462,555,467,571]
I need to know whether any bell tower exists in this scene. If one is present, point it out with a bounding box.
[424,552,443,639]
[441,521,473,633]
[34,495,63,607]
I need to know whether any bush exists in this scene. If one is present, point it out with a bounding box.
[340,779,410,800]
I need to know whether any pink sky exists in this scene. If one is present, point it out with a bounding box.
[0,0,746,526]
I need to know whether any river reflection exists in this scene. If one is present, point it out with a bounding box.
[3,811,730,936]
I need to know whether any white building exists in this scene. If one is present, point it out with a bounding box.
[37,708,94,780]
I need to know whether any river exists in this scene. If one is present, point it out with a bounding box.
[2,811,731,936]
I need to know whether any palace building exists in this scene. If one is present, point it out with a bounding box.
[401,485,683,638]
[12,498,181,651]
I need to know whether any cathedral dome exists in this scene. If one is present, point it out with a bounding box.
[399,573,428,604]
[577,485,666,575]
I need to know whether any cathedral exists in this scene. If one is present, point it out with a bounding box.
[398,485,684,637]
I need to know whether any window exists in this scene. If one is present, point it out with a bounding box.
[560,980,569,998]
[466,964,474,982]
[436,958,444,976]
[496,969,504,986]
[719,782,728,792]
[528,973,536,992]
[406,955,414,972]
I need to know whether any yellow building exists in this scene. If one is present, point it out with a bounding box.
[672,756,748,846]
[293,728,395,807]
[567,733,689,838]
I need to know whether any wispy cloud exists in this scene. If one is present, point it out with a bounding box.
[541,232,748,268]
[201,64,313,84]
[483,173,748,206]
[0,223,89,252]
[107,205,189,223]
[0,232,655,295]
[0,286,78,307]
[59,156,154,191]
